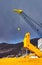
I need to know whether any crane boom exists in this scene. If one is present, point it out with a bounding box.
[13,9,42,37]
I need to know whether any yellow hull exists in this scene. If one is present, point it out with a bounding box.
[0,56,42,65]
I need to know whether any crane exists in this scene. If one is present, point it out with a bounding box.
[0,9,42,65]
[13,9,42,37]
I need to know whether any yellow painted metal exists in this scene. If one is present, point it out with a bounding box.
[0,32,42,65]
[23,32,30,47]
[0,56,42,65]
[13,9,23,14]
[23,32,42,57]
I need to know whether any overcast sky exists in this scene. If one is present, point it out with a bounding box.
[0,0,42,43]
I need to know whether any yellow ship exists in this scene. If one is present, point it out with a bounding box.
[0,9,42,65]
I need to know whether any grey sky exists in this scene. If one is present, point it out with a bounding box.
[0,0,42,43]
